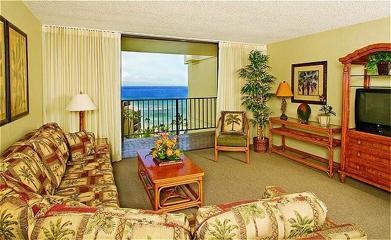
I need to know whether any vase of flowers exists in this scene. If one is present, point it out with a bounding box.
[149,133,182,165]
[318,104,336,127]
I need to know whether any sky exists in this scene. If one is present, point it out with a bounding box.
[122,51,188,87]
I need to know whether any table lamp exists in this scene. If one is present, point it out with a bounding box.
[275,81,293,120]
[66,93,96,131]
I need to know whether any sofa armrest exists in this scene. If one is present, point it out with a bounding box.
[95,138,110,153]
[297,224,367,240]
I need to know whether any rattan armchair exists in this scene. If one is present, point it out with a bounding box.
[214,111,250,163]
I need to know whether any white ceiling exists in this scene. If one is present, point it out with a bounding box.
[24,1,390,44]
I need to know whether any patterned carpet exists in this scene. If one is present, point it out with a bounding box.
[113,148,390,239]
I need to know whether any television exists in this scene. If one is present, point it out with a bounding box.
[355,88,391,137]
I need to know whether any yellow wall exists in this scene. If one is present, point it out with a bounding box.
[187,56,217,97]
[267,17,391,161]
[0,0,43,151]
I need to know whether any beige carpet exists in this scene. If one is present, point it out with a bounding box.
[113,148,390,239]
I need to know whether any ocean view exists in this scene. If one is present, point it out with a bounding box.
[122,86,188,100]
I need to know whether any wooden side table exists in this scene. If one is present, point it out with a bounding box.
[137,149,204,213]
[268,117,341,176]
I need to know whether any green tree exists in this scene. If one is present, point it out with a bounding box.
[237,204,265,238]
[207,218,238,240]
[224,114,241,131]
[42,218,75,240]
[0,210,17,240]
[287,211,314,238]
[239,50,275,140]
[85,214,116,240]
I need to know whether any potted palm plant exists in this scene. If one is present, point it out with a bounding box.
[239,50,275,152]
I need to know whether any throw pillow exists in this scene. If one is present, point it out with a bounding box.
[65,131,96,161]
[220,111,246,135]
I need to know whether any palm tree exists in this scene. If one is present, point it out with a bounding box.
[0,210,17,240]
[237,204,265,238]
[225,114,241,131]
[19,165,38,190]
[85,213,116,240]
[207,218,238,240]
[287,211,314,238]
[42,218,75,240]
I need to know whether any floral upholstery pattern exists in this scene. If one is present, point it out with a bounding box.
[29,205,191,240]
[65,131,96,161]
[0,129,38,160]
[195,192,328,240]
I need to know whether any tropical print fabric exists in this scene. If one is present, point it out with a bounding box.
[29,206,191,240]
[55,149,119,207]
[65,131,96,161]
[26,135,67,189]
[195,192,328,239]
[1,145,54,194]
[296,224,367,240]
[0,129,38,160]
[220,111,246,135]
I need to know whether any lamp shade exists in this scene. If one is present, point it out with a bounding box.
[66,93,97,112]
[276,81,293,97]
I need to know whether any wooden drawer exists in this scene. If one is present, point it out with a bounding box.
[348,130,391,153]
[346,147,391,173]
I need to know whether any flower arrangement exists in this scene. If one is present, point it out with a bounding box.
[150,133,181,161]
[319,105,336,116]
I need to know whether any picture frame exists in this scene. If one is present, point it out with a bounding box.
[291,61,327,105]
[7,21,28,121]
[0,16,7,126]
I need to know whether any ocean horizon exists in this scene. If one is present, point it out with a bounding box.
[122,86,188,100]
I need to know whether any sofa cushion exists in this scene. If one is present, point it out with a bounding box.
[0,129,38,159]
[65,131,96,161]
[1,145,54,194]
[270,192,328,238]
[37,123,69,163]
[27,136,67,189]
[217,134,247,147]
[29,206,191,240]
[195,192,327,240]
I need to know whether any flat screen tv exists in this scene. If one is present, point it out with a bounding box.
[355,88,391,137]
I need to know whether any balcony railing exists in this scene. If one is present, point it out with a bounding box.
[121,97,217,138]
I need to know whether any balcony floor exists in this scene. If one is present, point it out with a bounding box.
[122,130,215,158]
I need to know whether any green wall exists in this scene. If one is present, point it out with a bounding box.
[267,17,391,161]
[0,0,43,151]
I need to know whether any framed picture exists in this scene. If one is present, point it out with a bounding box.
[0,16,7,126]
[8,22,28,120]
[291,61,327,105]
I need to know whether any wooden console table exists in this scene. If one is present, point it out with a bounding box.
[268,117,341,176]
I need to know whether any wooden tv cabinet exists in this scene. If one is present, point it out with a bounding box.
[268,117,341,177]
[339,43,391,192]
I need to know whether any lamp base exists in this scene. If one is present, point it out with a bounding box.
[280,114,288,121]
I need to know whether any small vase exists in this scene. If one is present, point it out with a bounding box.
[318,115,330,127]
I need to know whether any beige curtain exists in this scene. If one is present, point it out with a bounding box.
[217,41,267,113]
[42,25,122,161]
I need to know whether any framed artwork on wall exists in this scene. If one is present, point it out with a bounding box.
[0,16,7,126]
[8,22,28,120]
[291,61,327,105]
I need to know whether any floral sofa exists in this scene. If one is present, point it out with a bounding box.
[0,123,366,239]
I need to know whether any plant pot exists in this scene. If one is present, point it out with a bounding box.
[253,137,268,152]
[318,115,330,127]
[376,61,391,75]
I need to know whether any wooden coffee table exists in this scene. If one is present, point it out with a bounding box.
[137,149,204,212]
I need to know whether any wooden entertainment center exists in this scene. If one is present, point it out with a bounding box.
[338,43,391,192]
